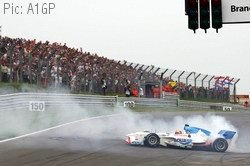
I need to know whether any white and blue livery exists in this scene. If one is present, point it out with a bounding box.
[125,124,236,152]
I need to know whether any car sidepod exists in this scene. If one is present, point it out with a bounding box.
[164,134,193,149]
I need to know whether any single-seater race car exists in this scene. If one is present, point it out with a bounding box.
[125,124,236,152]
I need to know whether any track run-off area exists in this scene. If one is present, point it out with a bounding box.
[1,110,250,166]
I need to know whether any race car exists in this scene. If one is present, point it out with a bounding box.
[125,124,236,152]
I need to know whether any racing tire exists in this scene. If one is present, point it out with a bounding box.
[212,138,228,152]
[144,133,160,147]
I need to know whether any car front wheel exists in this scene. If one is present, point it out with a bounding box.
[144,133,160,147]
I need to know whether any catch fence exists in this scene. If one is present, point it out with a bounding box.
[0,44,240,102]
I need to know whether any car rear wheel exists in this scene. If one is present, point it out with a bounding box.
[213,138,228,152]
[144,133,160,147]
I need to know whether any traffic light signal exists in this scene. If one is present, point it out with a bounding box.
[187,0,198,33]
[199,0,210,33]
[211,0,223,32]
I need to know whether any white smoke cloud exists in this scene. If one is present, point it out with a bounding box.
[40,106,242,153]
[0,88,246,153]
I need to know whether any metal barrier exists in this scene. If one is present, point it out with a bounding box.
[119,97,178,108]
[0,93,118,111]
[0,93,246,111]
[179,100,245,111]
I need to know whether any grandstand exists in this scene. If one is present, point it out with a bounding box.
[0,36,240,102]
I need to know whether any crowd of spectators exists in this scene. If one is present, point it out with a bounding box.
[0,36,146,94]
[178,83,230,102]
[0,36,230,102]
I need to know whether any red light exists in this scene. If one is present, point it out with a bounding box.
[200,0,209,6]
[188,0,197,7]
[212,0,221,5]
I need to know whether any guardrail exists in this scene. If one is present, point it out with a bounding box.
[119,97,178,108]
[0,93,246,112]
[179,100,245,111]
[0,93,118,111]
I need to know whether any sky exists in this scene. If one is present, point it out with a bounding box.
[0,0,249,94]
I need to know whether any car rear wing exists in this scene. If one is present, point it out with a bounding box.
[218,130,236,140]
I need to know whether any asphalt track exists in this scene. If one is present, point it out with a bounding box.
[1,111,250,166]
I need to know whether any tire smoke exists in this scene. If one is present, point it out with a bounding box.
[1,91,246,153]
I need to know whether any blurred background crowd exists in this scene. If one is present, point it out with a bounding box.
[0,36,231,102]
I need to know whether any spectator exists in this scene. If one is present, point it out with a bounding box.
[139,88,144,97]
[1,63,8,82]
[101,76,107,95]
[153,85,160,98]
[131,83,139,97]
[244,101,249,107]
[124,80,131,97]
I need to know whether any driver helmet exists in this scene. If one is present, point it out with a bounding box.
[175,129,182,134]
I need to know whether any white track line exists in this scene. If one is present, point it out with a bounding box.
[0,113,123,144]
